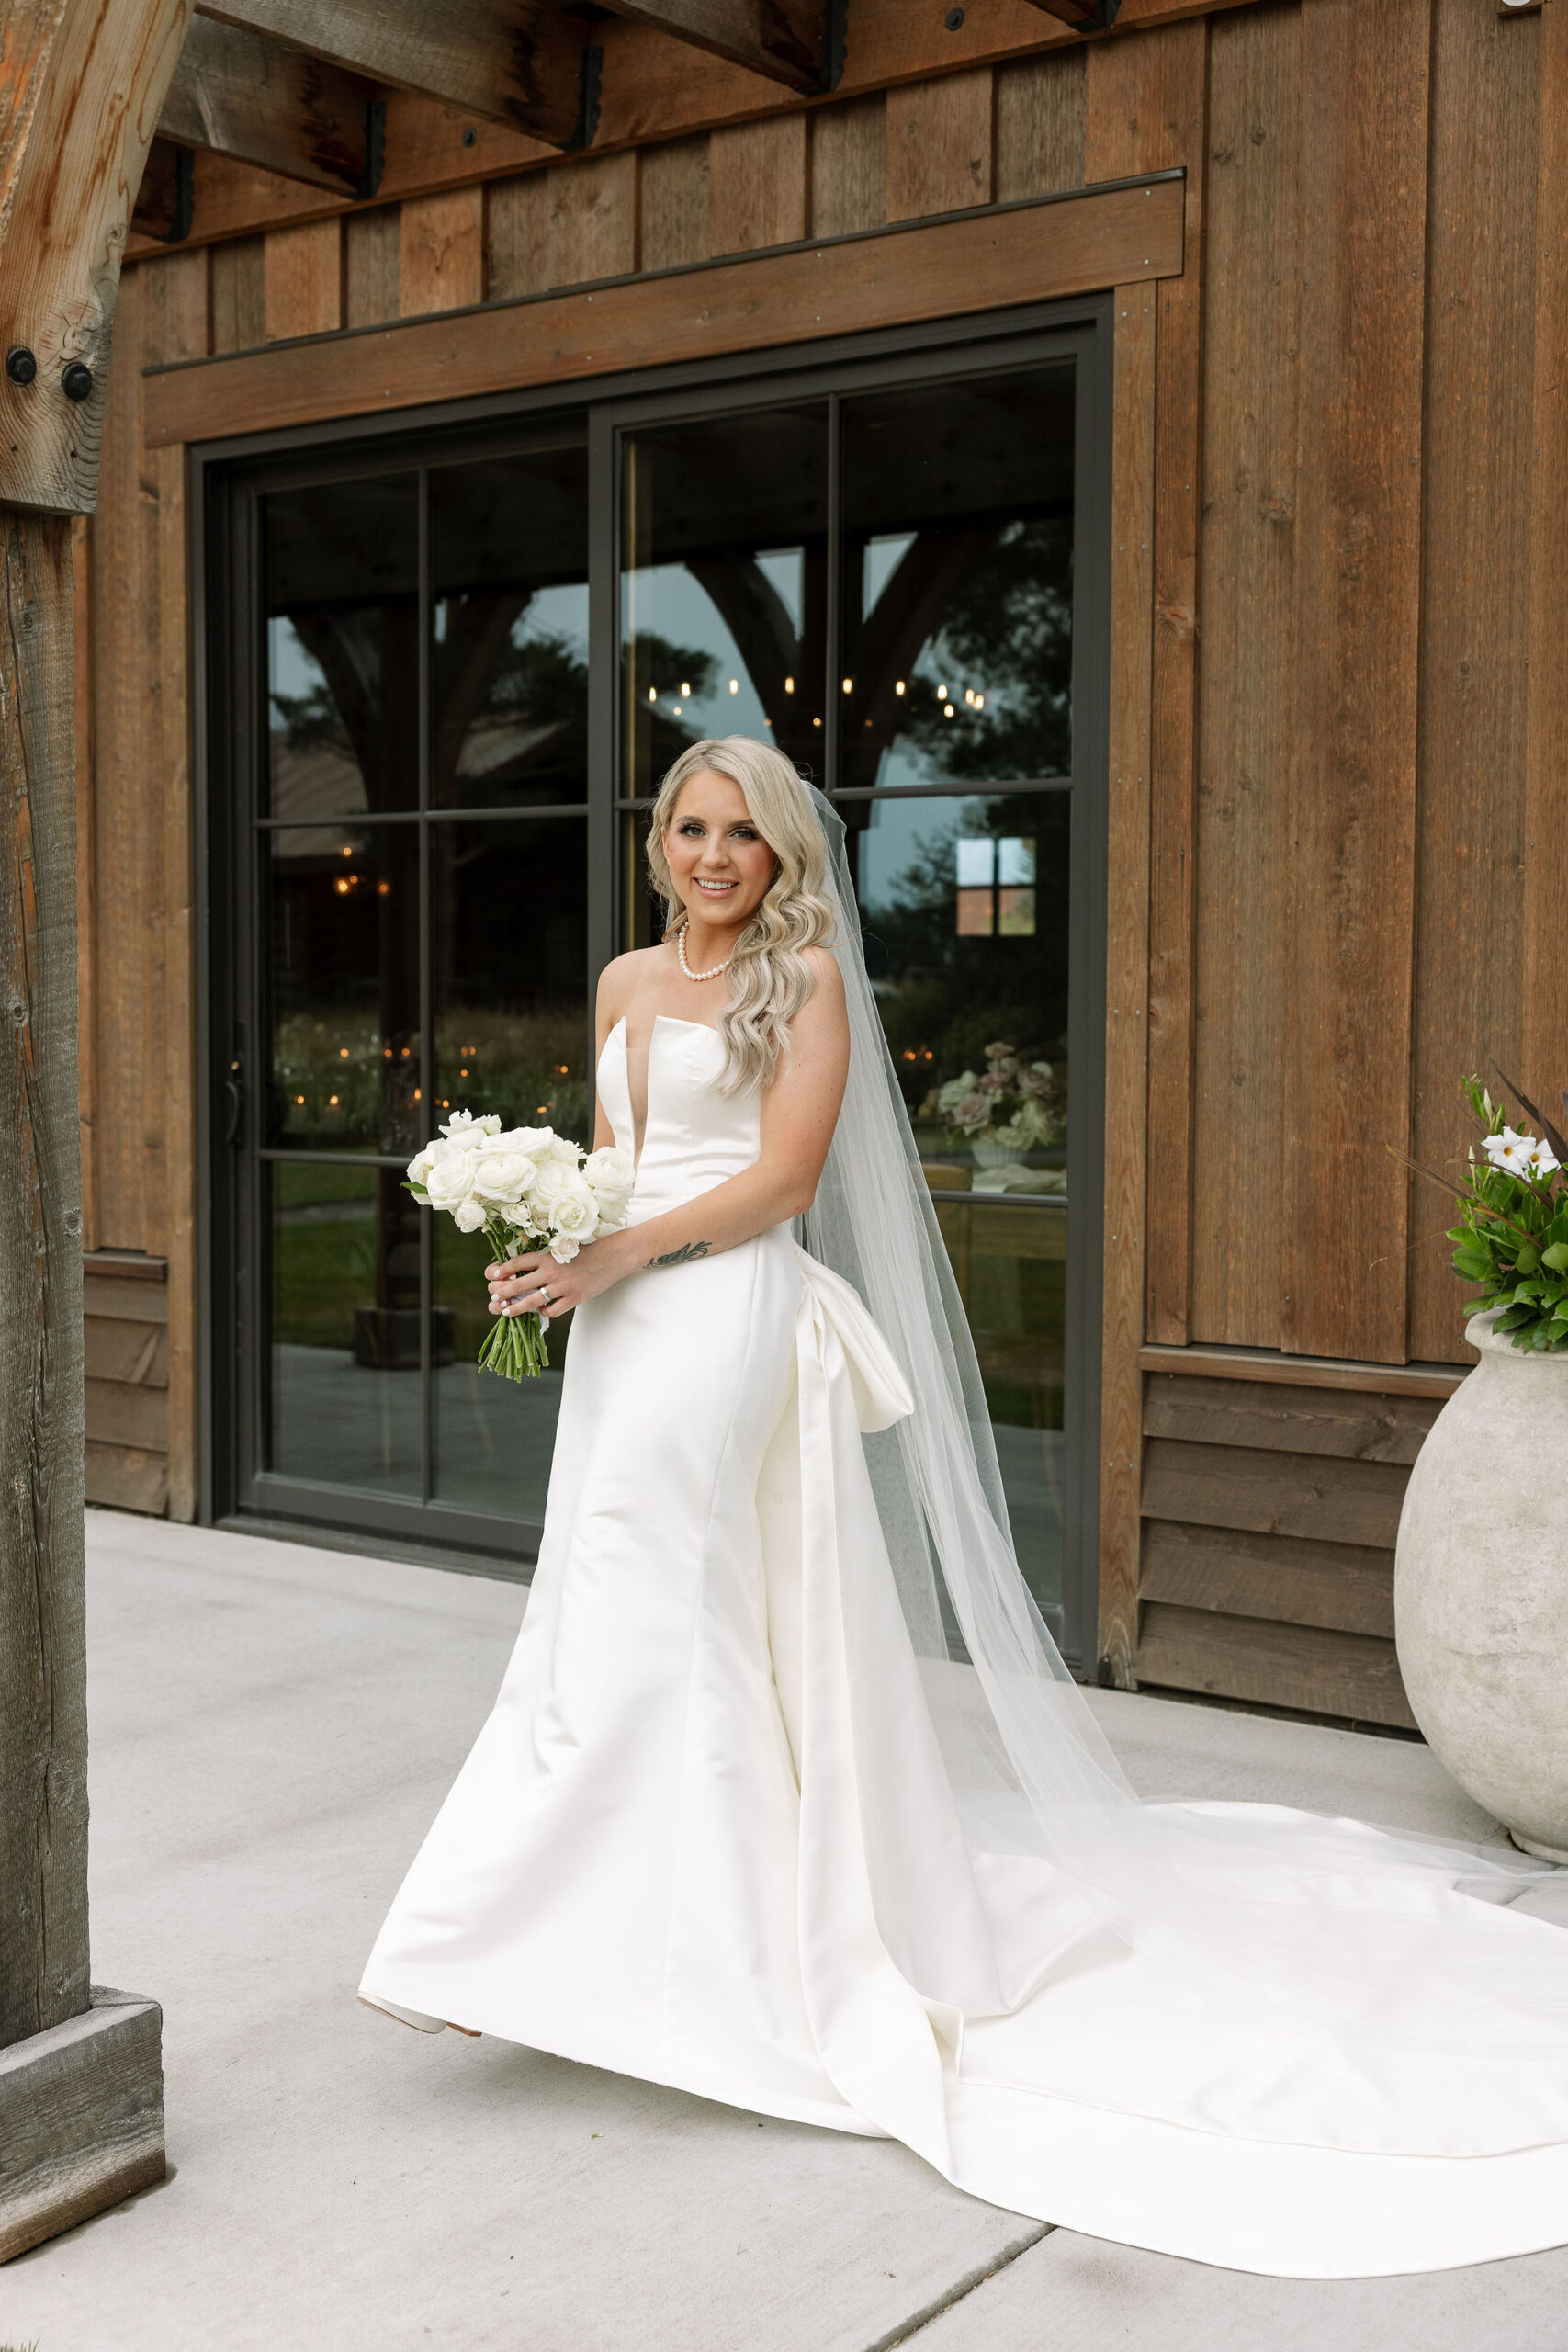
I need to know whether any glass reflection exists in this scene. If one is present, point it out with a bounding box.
[432,441,589,808]
[265,825,419,1155]
[431,817,591,1146]
[621,405,829,793]
[265,1160,421,1494]
[433,1218,570,1521]
[845,792,1069,1187]
[932,1197,1066,1618]
[840,369,1075,794]
[264,476,418,817]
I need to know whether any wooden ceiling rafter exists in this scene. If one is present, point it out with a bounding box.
[157,13,382,198]
[1020,0,1122,28]
[593,0,844,94]
[193,0,601,151]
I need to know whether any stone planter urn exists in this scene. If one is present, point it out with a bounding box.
[1394,1307,1568,1860]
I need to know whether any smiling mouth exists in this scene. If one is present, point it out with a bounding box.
[694,877,738,893]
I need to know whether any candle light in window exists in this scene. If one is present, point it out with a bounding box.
[459,1068,468,1078]
[842,676,852,695]
[413,1088,422,1102]
[895,680,906,696]
[937,683,948,699]
[334,877,349,895]
[944,703,955,718]
[672,706,682,716]
[339,1047,349,1058]
[813,716,822,728]
[341,844,352,857]
[378,879,389,895]
[975,694,985,710]
[681,681,691,697]
[329,1094,339,1106]
[648,685,657,702]
[296,1094,305,1105]
[784,675,795,694]
[964,688,976,707]
[728,678,739,695]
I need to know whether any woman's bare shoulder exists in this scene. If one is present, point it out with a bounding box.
[799,944,847,1011]
[597,946,665,1023]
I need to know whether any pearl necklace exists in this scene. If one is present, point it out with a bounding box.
[677,923,733,983]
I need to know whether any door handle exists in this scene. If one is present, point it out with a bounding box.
[221,1057,245,1148]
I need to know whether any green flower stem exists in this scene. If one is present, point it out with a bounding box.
[476,1214,552,1384]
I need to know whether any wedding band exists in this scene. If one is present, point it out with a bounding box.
[539,1285,552,1305]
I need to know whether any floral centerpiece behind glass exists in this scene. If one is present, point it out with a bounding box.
[920,1040,1066,1194]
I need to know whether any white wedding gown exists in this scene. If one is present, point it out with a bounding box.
[362,1013,1568,2278]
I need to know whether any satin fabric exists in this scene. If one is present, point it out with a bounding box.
[361,1015,1568,2277]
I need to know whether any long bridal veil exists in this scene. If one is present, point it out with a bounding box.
[797,782,1562,2040]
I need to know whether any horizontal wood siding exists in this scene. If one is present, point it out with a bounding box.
[1135,1368,1441,1726]
[82,1254,170,1518]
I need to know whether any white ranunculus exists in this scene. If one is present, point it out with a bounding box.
[453,1196,487,1233]
[473,1148,537,1203]
[549,1182,600,1241]
[442,1109,502,1140]
[547,1233,581,1264]
[425,1154,475,1210]
[541,1130,582,1166]
[529,1156,581,1202]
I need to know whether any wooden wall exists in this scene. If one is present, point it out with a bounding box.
[82,0,1568,1733]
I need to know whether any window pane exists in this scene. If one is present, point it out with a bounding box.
[430,817,592,1144]
[265,1161,421,1496]
[933,1198,1066,1620]
[264,476,418,817]
[265,824,420,1154]
[621,405,829,794]
[431,440,589,808]
[845,791,1070,1189]
[433,1227,570,1522]
[839,369,1075,794]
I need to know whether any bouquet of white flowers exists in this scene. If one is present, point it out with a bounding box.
[406,1111,635,1381]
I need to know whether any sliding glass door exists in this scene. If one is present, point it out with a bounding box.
[206,300,1109,1667]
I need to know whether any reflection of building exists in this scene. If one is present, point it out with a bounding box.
[80,5,1566,1733]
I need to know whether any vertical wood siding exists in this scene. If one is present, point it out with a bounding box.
[85,12,1565,1730]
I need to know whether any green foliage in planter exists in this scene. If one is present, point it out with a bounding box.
[1434,1075,1568,1353]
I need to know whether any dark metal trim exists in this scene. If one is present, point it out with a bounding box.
[194,290,1113,1675]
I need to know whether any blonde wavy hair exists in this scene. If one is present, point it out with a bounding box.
[646,737,838,1092]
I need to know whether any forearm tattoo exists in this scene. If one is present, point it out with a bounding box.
[646,1240,711,1270]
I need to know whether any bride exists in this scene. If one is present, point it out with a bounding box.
[360,736,1568,2278]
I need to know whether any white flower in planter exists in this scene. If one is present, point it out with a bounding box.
[1482,1126,1536,1174]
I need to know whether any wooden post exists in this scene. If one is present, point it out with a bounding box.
[0,0,191,2263]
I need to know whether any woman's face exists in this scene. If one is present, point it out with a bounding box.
[663,769,777,932]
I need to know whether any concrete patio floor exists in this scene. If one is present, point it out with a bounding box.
[6,1509,1568,2352]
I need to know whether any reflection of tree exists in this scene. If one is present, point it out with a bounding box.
[434,594,590,807]
[841,519,1073,792]
[622,631,723,780]
[855,792,1072,1117]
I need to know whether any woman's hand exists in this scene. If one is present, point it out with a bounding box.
[486,1235,628,1324]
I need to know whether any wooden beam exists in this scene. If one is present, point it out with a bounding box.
[194,0,597,151]
[595,0,835,94]
[1097,279,1157,1690]
[0,0,191,514]
[159,14,378,198]
[1021,0,1122,27]
[1138,1342,1464,1401]
[130,136,195,243]
[142,175,1184,445]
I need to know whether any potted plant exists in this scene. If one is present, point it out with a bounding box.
[1396,1073,1568,1859]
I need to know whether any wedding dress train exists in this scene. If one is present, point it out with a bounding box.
[361,1012,1568,2278]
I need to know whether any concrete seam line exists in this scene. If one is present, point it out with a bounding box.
[857,2222,1055,2352]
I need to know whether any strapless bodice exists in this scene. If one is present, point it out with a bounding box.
[597,1015,761,1225]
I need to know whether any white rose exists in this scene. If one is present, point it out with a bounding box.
[453,1197,487,1233]
[547,1233,581,1264]
[549,1182,599,1242]
[406,1147,436,1191]
[542,1132,582,1166]
[583,1145,634,1197]
[441,1109,501,1140]
[425,1155,475,1211]
[473,1149,536,1203]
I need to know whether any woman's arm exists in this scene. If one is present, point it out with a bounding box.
[488,951,849,1324]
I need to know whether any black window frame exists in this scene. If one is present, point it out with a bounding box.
[193,291,1113,1673]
